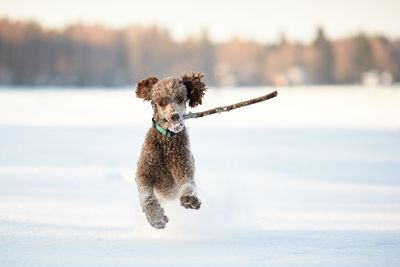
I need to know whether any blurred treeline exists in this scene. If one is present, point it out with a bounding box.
[0,18,399,86]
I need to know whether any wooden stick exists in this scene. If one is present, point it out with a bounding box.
[183,90,278,120]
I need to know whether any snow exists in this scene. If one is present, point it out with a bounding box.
[1,86,400,266]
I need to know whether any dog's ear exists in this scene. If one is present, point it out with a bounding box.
[136,76,158,101]
[182,73,207,108]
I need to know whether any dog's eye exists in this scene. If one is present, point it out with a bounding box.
[176,97,184,104]
[158,98,169,107]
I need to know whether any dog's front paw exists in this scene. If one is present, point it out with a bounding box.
[147,212,169,229]
[142,197,169,229]
[180,195,201,210]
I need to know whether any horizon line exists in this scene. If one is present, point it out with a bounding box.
[1,16,399,44]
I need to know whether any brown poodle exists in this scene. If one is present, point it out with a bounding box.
[135,73,206,229]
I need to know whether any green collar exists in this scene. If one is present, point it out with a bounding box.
[152,118,175,138]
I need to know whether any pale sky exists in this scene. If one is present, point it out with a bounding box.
[0,0,399,42]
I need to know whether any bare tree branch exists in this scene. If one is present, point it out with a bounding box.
[183,90,278,120]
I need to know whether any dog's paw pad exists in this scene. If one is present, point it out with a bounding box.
[180,195,201,210]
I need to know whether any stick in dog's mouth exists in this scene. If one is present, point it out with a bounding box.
[183,90,278,120]
[160,90,278,126]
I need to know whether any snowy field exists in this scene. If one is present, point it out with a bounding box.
[0,86,400,266]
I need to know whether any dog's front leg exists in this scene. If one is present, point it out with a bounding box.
[179,180,201,210]
[137,185,168,229]
[170,152,201,210]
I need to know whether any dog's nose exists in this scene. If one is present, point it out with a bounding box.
[170,113,180,122]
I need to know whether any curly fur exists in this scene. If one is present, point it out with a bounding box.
[136,76,158,101]
[135,73,206,229]
[182,73,207,107]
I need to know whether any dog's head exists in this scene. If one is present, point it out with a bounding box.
[136,73,206,133]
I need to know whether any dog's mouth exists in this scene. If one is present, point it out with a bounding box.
[167,120,185,133]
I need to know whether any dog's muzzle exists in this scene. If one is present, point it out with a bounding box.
[168,121,184,133]
[167,112,184,133]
